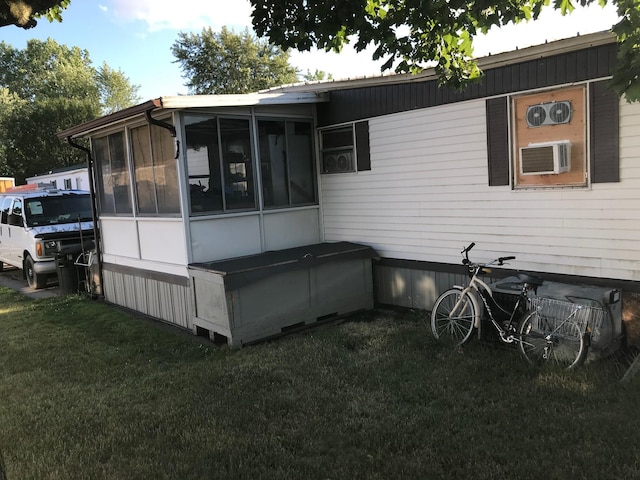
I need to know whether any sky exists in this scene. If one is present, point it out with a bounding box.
[0,0,621,101]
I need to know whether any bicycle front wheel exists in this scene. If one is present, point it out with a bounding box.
[518,310,587,369]
[430,289,477,347]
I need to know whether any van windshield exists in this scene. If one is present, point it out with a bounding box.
[24,195,93,227]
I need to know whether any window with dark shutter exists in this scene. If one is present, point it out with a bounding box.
[355,121,371,172]
[486,97,510,186]
[486,81,620,188]
[590,80,620,183]
[320,121,371,173]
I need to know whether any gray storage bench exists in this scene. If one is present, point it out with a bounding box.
[188,242,377,346]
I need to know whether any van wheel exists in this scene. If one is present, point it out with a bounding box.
[25,255,47,289]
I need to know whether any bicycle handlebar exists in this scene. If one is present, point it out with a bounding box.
[498,256,516,265]
[460,243,515,267]
[461,243,475,265]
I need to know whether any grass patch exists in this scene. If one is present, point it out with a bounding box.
[0,288,638,479]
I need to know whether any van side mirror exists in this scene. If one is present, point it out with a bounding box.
[7,213,23,227]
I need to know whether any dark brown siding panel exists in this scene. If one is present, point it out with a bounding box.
[597,45,611,77]
[590,80,620,183]
[486,97,510,186]
[527,61,538,90]
[576,50,588,81]
[316,43,618,127]
[355,121,371,171]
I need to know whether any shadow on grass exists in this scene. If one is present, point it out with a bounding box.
[0,289,638,480]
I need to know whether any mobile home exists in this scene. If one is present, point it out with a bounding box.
[58,31,640,346]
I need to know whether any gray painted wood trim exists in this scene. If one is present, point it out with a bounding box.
[102,262,190,287]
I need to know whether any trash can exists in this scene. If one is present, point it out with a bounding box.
[55,250,80,294]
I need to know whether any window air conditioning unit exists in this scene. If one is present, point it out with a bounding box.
[322,151,354,174]
[526,101,572,127]
[520,141,571,175]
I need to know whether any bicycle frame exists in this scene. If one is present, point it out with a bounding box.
[451,271,528,343]
[447,243,529,344]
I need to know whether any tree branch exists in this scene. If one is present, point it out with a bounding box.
[0,0,66,29]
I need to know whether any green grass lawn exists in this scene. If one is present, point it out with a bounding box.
[0,287,638,480]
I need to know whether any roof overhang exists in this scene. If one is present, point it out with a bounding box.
[265,30,617,94]
[57,92,329,140]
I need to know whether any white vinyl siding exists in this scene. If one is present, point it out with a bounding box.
[320,98,640,282]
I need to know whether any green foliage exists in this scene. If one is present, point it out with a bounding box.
[302,68,333,81]
[38,0,71,23]
[610,0,640,100]
[96,62,141,114]
[0,292,638,479]
[251,0,640,100]
[0,0,69,28]
[171,26,299,94]
[0,39,139,182]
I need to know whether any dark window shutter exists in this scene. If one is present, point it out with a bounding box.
[590,80,619,183]
[355,121,371,171]
[486,97,510,186]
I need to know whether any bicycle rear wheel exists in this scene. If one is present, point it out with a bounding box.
[518,310,587,369]
[431,289,477,347]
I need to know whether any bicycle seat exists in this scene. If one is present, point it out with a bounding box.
[517,273,544,287]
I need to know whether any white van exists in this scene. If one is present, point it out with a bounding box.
[0,185,95,289]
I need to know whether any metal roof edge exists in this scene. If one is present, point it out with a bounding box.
[27,163,87,177]
[267,30,616,93]
[58,31,615,138]
[57,92,329,139]
[158,92,328,109]
[57,99,161,139]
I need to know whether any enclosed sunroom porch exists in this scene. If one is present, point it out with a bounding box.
[58,93,376,346]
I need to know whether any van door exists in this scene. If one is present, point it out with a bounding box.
[5,197,25,268]
[0,196,11,269]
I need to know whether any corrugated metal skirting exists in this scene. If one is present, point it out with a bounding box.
[103,269,193,330]
[374,264,500,310]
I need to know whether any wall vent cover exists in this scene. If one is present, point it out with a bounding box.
[526,101,572,127]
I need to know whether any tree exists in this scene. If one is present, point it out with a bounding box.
[303,69,333,81]
[97,62,141,114]
[171,26,299,94]
[0,39,140,183]
[250,0,640,101]
[0,88,25,173]
[0,0,69,29]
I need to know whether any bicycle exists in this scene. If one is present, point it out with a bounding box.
[430,243,589,369]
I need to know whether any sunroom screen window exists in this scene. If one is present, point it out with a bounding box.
[93,132,132,214]
[184,115,256,214]
[130,123,180,215]
[258,120,316,207]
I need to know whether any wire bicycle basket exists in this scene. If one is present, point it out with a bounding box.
[528,296,606,342]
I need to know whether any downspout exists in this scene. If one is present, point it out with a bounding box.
[65,136,104,297]
[145,109,179,157]
[145,108,175,135]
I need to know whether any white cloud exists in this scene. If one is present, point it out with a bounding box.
[108,0,253,32]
